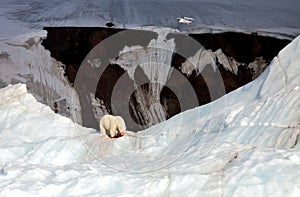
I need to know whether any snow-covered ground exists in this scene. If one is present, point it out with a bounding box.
[0,32,299,197]
[0,0,300,196]
[1,0,300,39]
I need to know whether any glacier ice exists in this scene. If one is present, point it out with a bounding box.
[0,30,82,124]
[0,33,299,196]
[0,0,300,195]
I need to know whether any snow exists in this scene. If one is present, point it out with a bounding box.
[0,84,90,166]
[248,57,267,79]
[181,48,267,78]
[215,49,240,75]
[0,33,299,196]
[0,0,300,196]
[224,149,300,196]
[0,30,82,124]
[112,27,176,128]
[181,47,217,75]
[1,0,300,39]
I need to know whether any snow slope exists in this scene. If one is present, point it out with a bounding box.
[1,0,300,38]
[0,35,299,196]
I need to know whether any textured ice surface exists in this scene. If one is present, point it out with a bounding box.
[0,1,300,196]
[0,30,82,124]
[1,0,300,38]
[0,35,299,196]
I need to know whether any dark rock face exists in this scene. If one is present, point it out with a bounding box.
[43,27,124,83]
[95,63,126,115]
[42,27,290,131]
[189,32,290,64]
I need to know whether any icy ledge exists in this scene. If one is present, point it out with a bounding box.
[0,34,300,196]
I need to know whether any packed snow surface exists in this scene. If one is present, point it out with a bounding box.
[0,0,300,196]
[1,0,300,38]
[0,34,299,196]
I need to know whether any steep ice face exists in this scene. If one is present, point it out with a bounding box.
[0,31,82,124]
[181,48,266,78]
[215,49,239,75]
[248,57,267,79]
[181,47,217,76]
[112,28,176,128]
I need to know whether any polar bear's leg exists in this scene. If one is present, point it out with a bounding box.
[100,115,112,137]
[109,121,117,138]
[99,123,108,136]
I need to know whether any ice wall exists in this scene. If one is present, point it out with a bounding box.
[0,31,82,124]
[181,48,266,78]
[112,28,176,128]
[111,28,267,130]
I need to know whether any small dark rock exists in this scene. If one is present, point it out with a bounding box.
[106,22,115,27]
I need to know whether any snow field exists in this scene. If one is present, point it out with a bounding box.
[0,3,299,194]
[0,35,298,195]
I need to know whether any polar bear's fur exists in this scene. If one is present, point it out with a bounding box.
[99,114,126,138]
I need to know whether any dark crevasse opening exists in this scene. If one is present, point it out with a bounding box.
[42,27,291,131]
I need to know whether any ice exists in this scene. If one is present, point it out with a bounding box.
[0,30,82,124]
[0,31,299,197]
[0,33,300,196]
[215,49,239,75]
[181,48,268,78]
[224,149,300,197]
[248,57,267,79]
[0,84,94,167]
[112,28,176,127]
[181,47,217,75]
[0,0,300,196]
[1,0,300,39]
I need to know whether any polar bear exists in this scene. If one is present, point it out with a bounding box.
[99,114,126,138]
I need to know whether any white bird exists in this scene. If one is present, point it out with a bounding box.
[176,17,194,24]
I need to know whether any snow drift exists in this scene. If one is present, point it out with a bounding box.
[0,35,299,196]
